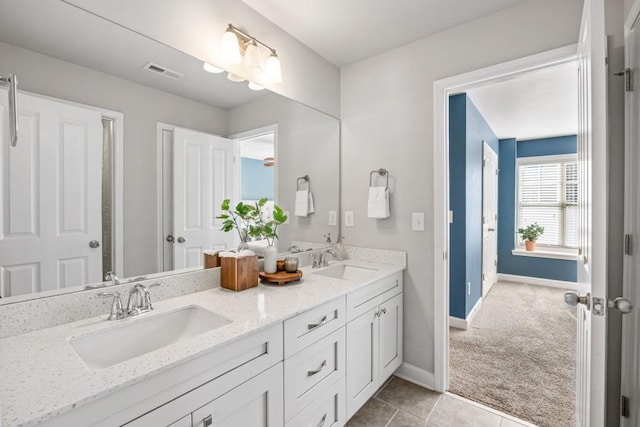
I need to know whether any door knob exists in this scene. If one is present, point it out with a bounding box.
[177,236,186,243]
[608,297,634,314]
[89,240,100,248]
[166,235,175,243]
[564,291,589,307]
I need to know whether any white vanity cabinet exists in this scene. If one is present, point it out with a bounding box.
[345,272,403,419]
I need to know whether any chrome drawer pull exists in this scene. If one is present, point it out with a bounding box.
[307,315,327,330]
[317,413,327,426]
[203,415,213,427]
[307,360,327,376]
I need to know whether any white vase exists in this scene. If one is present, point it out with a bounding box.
[263,245,277,273]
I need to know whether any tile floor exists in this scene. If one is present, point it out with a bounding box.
[346,376,536,427]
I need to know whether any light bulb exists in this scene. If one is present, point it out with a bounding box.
[227,73,245,83]
[264,53,282,84]
[248,81,264,91]
[243,40,263,73]
[219,29,242,64]
[203,62,224,73]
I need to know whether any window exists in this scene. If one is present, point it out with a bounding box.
[517,155,578,248]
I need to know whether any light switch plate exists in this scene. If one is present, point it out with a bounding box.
[328,210,337,226]
[283,211,290,224]
[344,211,354,227]
[411,212,425,231]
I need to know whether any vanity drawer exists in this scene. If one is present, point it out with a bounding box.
[284,328,345,420]
[286,377,345,427]
[346,271,402,321]
[284,296,346,358]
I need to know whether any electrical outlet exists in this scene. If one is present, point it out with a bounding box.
[283,211,290,224]
[467,282,471,296]
[411,212,425,231]
[328,210,337,226]
[344,211,354,227]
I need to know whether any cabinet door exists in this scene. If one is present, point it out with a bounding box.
[379,293,403,382]
[346,307,379,419]
[191,363,283,427]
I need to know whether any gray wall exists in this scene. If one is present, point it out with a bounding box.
[340,0,584,378]
[0,41,228,277]
[227,93,340,249]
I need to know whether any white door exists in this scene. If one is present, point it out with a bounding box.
[173,126,234,269]
[0,90,103,297]
[482,142,498,297]
[573,0,608,424]
[621,3,640,424]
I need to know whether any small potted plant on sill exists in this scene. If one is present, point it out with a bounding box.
[518,222,545,251]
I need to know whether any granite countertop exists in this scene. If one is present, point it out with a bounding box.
[0,259,404,427]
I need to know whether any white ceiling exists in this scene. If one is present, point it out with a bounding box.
[241,0,527,66]
[0,0,265,110]
[466,62,578,141]
[239,135,275,160]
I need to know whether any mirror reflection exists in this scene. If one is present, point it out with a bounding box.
[0,0,339,303]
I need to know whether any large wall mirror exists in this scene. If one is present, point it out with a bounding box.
[0,0,340,303]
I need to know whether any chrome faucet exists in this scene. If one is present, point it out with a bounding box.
[105,271,120,287]
[288,245,302,253]
[319,249,337,267]
[309,252,320,269]
[98,282,160,320]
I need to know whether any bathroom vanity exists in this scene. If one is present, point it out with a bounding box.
[0,251,405,427]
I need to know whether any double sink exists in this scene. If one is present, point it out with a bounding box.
[69,263,377,370]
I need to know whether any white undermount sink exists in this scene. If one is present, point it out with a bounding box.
[314,264,378,281]
[70,305,231,369]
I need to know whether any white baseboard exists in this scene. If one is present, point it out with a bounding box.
[394,362,435,391]
[448,297,483,330]
[497,273,578,291]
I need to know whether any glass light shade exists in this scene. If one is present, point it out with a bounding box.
[219,30,242,64]
[248,81,264,91]
[203,62,224,73]
[227,73,245,83]
[243,41,263,73]
[263,54,282,84]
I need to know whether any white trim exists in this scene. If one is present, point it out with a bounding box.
[433,44,578,393]
[497,273,579,291]
[156,122,175,272]
[448,297,483,330]
[511,247,579,261]
[394,362,436,391]
[516,153,577,165]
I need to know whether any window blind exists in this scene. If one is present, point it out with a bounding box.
[518,160,578,248]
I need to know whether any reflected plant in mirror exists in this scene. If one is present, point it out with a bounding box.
[217,199,259,250]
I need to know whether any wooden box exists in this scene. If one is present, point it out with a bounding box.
[221,255,259,292]
[203,252,221,269]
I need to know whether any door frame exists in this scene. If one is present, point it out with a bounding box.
[432,44,578,392]
[481,141,498,298]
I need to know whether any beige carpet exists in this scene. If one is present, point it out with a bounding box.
[449,281,576,427]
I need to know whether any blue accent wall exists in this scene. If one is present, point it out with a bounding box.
[496,136,577,282]
[241,157,274,200]
[449,94,499,319]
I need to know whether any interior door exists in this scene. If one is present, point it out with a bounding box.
[0,89,103,297]
[482,141,498,297]
[172,126,234,269]
[573,0,608,424]
[621,3,640,424]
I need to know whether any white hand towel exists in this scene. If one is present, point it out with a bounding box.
[367,186,390,219]
[295,190,310,217]
[307,190,315,214]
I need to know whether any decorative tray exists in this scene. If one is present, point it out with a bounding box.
[259,270,303,285]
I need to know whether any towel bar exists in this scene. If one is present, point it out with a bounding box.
[297,175,311,191]
[369,168,389,189]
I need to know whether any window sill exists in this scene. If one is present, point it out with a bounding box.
[512,247,579,261]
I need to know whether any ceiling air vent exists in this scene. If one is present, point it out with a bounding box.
[143,62,183,80]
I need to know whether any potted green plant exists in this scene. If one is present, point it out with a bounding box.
[250,199,288,273]
[217,199,259,250]
[518,223,545,251]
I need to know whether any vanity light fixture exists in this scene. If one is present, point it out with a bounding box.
[263,157,275,167]
[217,23,283,85]
[203,62,224,73]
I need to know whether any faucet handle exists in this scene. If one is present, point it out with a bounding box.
[98,291,125,320]
[308,252,319,269]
